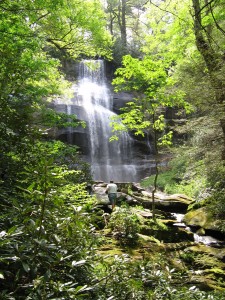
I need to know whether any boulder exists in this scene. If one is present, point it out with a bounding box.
[140,225,194,243]
[183,207,225,241]
[93,184,110,205]
[138,191,194,213]
[132,207,194,243]
[183,207,221,231]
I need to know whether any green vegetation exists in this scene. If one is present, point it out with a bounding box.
[1,0,225,298]
[93,254,225,300]
[110,53,187,219]
[109,0,225,222]
[108,204,140,246]
[141,152,208,198]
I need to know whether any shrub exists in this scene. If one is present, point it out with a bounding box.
[108,205,140,246]
[0,141,96,299]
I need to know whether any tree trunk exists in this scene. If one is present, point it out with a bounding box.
[151,114,158,221]
[121,0,127,48]
[117,0,127,50]
[192,0,225,160]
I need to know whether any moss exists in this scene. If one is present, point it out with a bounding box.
[209,268,225,276]
[137,233,161,245]
[183,207,221,230]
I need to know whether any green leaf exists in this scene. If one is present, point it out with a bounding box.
[22,262,30,273]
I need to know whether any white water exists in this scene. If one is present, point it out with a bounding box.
[172,213,223,246]
[76,60,138,182]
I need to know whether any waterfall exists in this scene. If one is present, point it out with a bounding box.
[53,59,154,182]
[76,59,137,182]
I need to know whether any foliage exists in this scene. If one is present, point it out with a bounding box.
[93,254,146,300]
[0,210,96,299]
[110,53,191,218]
[104,0,148,64]
[206,190,225,232]
[110,54,178,141]
[92,254,225,300]
[0,0,112,150]
[146,218,168,231]
[0,140,96,299]
[142,146,208,198]
[0,0,112,298]
[39,106,86,131]
[137,0,225,207]
[1,0,225,297]
[145,0,225,154]
[0,0,112,60]
[141,114,222,198]
[141,167,178,192]
[108,204,140,246]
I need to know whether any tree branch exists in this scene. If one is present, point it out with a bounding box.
[148,0,186,23]
[209,2,225,36]
[194,0,215,16]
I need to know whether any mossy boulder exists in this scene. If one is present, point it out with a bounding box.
[140,225,194,243]
[183,207,221,231]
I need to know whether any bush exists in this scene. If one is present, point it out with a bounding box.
[0,141,96,299]
[108,205,140,246]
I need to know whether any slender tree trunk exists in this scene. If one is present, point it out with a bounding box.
[109,11,114,36]
[121,0,127,48]
[152,158,158,221]
[117,0,127,51]
[192,0,225,160]
[151,114,158,221]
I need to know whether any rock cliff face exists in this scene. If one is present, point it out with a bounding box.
[111,91,134,113]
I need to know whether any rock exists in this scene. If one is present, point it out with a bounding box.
[141,191,152,198]
[131,207,195,243]
[183,207,221,231]
[137,191,194,213]
[140,226,194,243]
[193,234,225,247]
[156,193,193,204]
[131,182,145,193]
[196,228,206,236]
[183,207,225,244]
[188,244,225,261]
[116,192,128,201]
[93,182,194,214]
[135,209,153,219]
[93,185,110,205]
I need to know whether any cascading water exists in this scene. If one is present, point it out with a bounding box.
[76,60,138,182]
[53,59,155,182]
